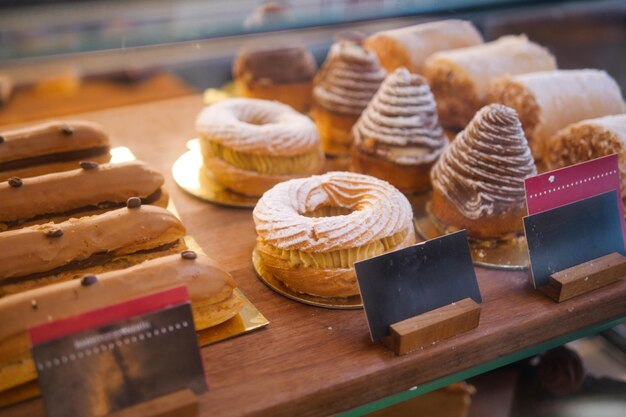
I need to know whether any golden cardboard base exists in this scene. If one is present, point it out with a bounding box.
[183,237,269,346]
[252,248,363,310]
[172,139,258,209]
[411,194,529,270]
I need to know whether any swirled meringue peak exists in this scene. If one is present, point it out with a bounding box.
[313,41,386,115]
[353,67,448,165]
[431,103,536,219]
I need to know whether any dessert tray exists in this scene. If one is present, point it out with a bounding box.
[252,248,363,310]
[172,139,258,209]
[409,193,530,270]
[1,144,268,344]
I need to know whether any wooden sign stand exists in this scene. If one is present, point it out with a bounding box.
[109,389,198,417]
[382,298,481,356]
[539,252,626,303]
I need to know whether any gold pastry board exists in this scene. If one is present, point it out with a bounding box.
[252,248,363,310]
[184,237,269,346]
[172,139,258,209]
[410,193,530,270]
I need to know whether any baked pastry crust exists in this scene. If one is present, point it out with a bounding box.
[0,120,110,181]
[545,114,626,196]
[352,146,433,193]
[423,35,557,130]
[0,205,186,295]
[311,104,360,155]
[0,160,166,229]
[489,69,626,159]
[0,253,243,393]
[233,45,317,112]
[237,80,313,113]
[196,98,324,196]
[364,19,483,74]
[253,171,416,297]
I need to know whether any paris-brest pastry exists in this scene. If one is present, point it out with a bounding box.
[253,171,416,297]
[352,67,448,193]
[196,98,324,197]
[430,104,537,239]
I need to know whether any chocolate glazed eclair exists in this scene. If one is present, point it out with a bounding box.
[0,203,186,296]
[0,121,111,182]
[0,160,168,231]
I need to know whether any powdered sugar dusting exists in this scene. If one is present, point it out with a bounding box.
[253,172,413,252]
[196,98,320,156]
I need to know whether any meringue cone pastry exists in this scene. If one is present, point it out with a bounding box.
[430,104,537,239]
[312,41,386,156]
[253,172,416,297]
[352,67,448,193]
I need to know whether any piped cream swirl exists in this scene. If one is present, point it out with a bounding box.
[253,172,413,252]
[431,104,536,219]
[353,67,448,165]
[196,98,320,156]
[313,41,386,115]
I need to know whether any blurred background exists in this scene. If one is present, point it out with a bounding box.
[0,0,624,125]
[0,1,624,416]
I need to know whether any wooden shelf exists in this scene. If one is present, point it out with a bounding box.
[2,95,625,417]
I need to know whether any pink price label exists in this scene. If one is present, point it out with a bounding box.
[524,154,626,247]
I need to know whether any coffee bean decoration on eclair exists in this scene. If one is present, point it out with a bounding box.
[81,275,98,287]
[79,161,99,170]
[60,124,74,136]
[44,229,63,238]
[31,300,38,310]
[8,177,22,188]
[181,250,197,260]
[127,196,142,209]
[0,135,5,144]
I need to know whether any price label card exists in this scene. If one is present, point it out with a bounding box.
[30,286,207,417]
[524,154,626,243]
[355,230,481,341]
[524,190,626,288]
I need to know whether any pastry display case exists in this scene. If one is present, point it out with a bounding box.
[1,1,625,416]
